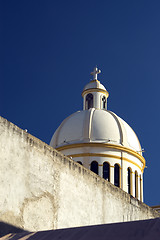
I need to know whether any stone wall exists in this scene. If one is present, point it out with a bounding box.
[0,116,159,232]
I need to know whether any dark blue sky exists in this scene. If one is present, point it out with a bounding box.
[1,0,160,206]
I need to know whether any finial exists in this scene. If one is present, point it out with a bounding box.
[91,66,101,80]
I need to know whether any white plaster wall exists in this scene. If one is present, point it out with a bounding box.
[63,145,143,200]
[0,116,159,232]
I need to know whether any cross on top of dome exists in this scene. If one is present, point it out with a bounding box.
[91,66,101,80]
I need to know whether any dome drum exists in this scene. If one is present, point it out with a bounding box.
[56,143,145,172]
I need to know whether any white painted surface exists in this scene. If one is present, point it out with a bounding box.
[0,116,158,232]
[50,109,142,152]
[83,80,106,92]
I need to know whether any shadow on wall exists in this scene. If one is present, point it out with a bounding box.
[0,221,28,238]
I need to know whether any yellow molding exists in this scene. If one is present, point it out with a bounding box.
[67,152,143,171]
[56,142,145,166]
[82,88,109,98]
[90,80,100,83]
[69,152,121,159]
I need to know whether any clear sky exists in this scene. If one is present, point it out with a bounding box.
[1,0,160,206]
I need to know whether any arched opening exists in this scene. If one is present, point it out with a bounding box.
[102,96,106,109]
[103,162,110,181]
[77,161,82,165]
[114,164,120,187]
[135,171,138,198]
[86,94,93,109]
[127,168,131,194]
[140,175,142,201]
[90,161,98,175]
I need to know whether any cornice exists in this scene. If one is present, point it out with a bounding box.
[56,142,145,167]
[82,88,109,97]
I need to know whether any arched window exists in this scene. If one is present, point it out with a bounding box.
[103,162,110,181]
[135,171,138,198]
[127,168,131,194]
[114,164,120,187]
[86,94,93,109]
[102,96,106,109]
[77,161,82,165]
[90,161,98,175]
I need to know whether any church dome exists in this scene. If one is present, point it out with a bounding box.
[50,109,142,153]
[50,66,145,202]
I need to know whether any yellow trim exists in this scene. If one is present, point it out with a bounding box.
[90,80,100,83]
[56,142,145,167]
[67,153,143,171]
[82,88,109,98]
[68,152,121,159]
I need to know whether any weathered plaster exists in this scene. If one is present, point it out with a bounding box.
[0,116,159,232]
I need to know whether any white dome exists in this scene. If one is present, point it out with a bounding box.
[50,67,145,201]
[50,109,141,153]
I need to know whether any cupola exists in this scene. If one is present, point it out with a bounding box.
[82,67,109,110]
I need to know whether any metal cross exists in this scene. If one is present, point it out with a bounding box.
[91,67,101,80]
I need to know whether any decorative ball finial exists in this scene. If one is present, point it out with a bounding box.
[91,66,101,80]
